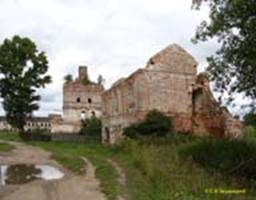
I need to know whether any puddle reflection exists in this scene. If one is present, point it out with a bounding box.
[0,164,64,185]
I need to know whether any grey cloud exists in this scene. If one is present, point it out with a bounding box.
[1,0,241,116]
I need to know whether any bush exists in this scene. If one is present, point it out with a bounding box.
[80,117,102,139]
[179,138,256,181]
[21,128,52,141]
[244,126,256,138]
[243,111,256,127]
[123,109,172,138]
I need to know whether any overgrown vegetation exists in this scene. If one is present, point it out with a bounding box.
[243,111,256,127]
[0,142,13,152]
[179,138,256,181]
[244,126,256,138]
[113,136,256,199]
[123,110,172,138]
[80,117,102,141]
[0,131,255,199]
[0,131,21,142]
[64,74,73,83]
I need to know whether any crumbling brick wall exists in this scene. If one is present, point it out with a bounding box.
[192,73,243,138]
[52,66,104,134]
[102,44,243,144]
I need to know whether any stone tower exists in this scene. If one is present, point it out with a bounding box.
[62,66,104,131]
[78,66,88,82]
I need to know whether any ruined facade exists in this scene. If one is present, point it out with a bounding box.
[0,45,242,139]
[51,66,104,133]
[101,44,243,144]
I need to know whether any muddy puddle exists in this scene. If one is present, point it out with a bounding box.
[0,164,64,185]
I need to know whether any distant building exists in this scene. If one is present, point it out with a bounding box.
[0,116,51,132]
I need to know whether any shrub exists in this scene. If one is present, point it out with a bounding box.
[80,117,102,139]
[243,111,256,127]
[21,128,51,141]
[178,138,256,181]
[244,126,256,138]
[123,110,172,138]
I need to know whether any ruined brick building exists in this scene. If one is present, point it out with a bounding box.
[51,66,104,133]
[0,43,242,138]
[47,43,242,142]
[101,44,242,143]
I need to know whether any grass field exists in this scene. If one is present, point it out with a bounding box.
[0,142,13,152]
[112,135,256,200]
[0,132,255,200]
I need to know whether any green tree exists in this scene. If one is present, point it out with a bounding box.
[0,36,51,134]
[243,111,256,127]
[192,0,256,104]
[64,74,73,83]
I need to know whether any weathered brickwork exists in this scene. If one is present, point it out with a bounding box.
[102,44,243,144]
[52,66,104,133]
[192,74,242,138]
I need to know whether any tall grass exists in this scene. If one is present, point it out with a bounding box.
[0,142,13,152]
[244,126,256,138]
[114,135,256,200]
[179,138,256,182]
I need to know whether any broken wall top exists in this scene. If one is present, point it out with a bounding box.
[64,81,104,93]
[146,44,198,75]
[104,44,198,94]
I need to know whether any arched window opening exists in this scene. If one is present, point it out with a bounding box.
[77,97,81,103]
[81,110,86,121]
[88,98,92,103]
[105,127,110,142]
[91,111,95,116]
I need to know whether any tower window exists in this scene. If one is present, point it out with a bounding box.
[149,59,155,65]
[88,98,92,103]
[77,97,81,103]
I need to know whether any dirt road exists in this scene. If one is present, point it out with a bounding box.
[0,141,106,200]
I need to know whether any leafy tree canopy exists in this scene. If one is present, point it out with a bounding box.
[0,36,51,133]
[64,74,73,83]
[192,0,256,105]
[243,110,256,127]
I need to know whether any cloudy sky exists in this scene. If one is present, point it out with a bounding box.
[0,0,237,116]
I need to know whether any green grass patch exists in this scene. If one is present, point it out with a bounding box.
[179,137,256,182]
[113,135,256,200]
[2,131,256,199]
[0,131,21,142]
[0,142,13,152]
[94,159,119,200]
[244,126,256,138]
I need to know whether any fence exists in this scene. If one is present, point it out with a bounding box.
[21,133,101,143]
[51,133,101,142]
